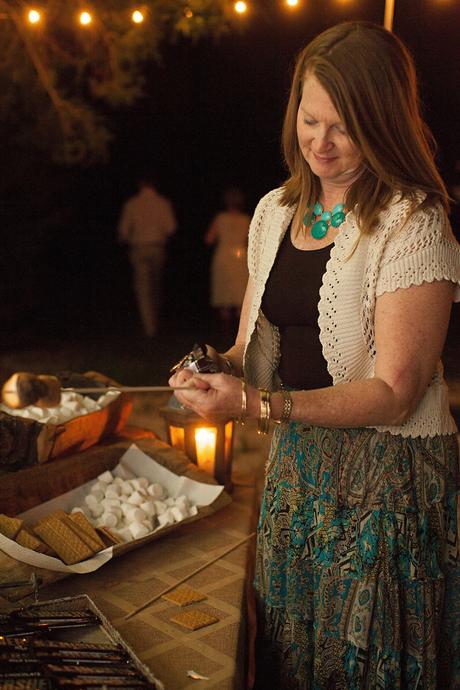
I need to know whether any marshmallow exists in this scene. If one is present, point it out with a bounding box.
[57,408,73,420]
[70,507,85,515]
[98,470,114,484]
[140,500,156,517]
[127,491,144,506]
[105,485,121,499]
[89,504,104,518]
[147,483,165,499]
[165,498,175,507]
[101,511,118,528]
[90,489,105,502]
[125,507,147,524]
[188,505,198,517]
[129,522,150,540]
[121,502,135,517]
[106,506,122,520]
[101,497,121,509]
[120,481,133,496]
[157,510,174,528]
[82,396,98,411]
[170,506,186,523]
[175,495,190,510]
[85,494,99,510]
[116,526,134,542]
[138,477,149,490]
[154,500,167,515]
[113,477,125,486]
[90,481,106,496]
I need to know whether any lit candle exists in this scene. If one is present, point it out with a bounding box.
[195,427,217,476]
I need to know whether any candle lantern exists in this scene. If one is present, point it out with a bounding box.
[160,406,234,491]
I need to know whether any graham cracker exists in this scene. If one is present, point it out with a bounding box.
[170,609,219,630]
[96,526,124,546]
[0,514,23,540]
[162,587,207,607]
[33,517,94,565]
[68,512,106,549]
[15,528,49,553]
[62,515,102,553]
[35,508,67,526]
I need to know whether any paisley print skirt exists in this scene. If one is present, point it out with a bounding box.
[253,424,460,690]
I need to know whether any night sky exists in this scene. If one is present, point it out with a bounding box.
[2,0,459,342]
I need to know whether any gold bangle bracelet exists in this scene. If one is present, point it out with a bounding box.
[257,388,271,435]
[280,389,293,424]
[238,379,247,425]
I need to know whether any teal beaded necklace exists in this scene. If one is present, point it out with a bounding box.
[303,201,346,240]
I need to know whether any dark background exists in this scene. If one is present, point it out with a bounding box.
[1,0,459,351]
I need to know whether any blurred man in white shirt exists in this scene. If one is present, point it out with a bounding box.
[118,175,177,337]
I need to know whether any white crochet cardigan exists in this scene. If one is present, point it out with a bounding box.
[243,187,460,438]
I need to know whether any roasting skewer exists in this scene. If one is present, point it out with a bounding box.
[1,372,192,410]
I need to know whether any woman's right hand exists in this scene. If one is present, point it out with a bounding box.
[168,366,195,389]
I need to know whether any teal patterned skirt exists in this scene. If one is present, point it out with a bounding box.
[253,423,460,690]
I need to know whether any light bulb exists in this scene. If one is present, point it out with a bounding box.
[79,11,92,26]
[27,9,41,24]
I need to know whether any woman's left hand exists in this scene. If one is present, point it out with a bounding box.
[173,373,244,421]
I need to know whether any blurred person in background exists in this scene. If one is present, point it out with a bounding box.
[205,187,250,340]
[118,173,177,338]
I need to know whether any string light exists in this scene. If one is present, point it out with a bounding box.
[9,0,447,35]
[27,8,42,24]
[78,11,93,26]
[131,9,144,24]
[234,1,248,14]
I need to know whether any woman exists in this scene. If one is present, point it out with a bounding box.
[170,22,460,689]
[205,187,250,339]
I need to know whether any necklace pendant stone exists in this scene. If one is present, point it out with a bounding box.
[331,211,346,228]
[313,202,323,216]
[311,219,328,240]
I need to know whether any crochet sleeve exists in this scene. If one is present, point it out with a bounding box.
[376,203,460,301]
[247,188,283,279]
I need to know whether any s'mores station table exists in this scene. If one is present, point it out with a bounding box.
[0,371,265,690]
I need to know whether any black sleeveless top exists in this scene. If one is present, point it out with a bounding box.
[261,225,333,390]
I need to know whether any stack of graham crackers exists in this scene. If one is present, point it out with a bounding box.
[0,511,123,565]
